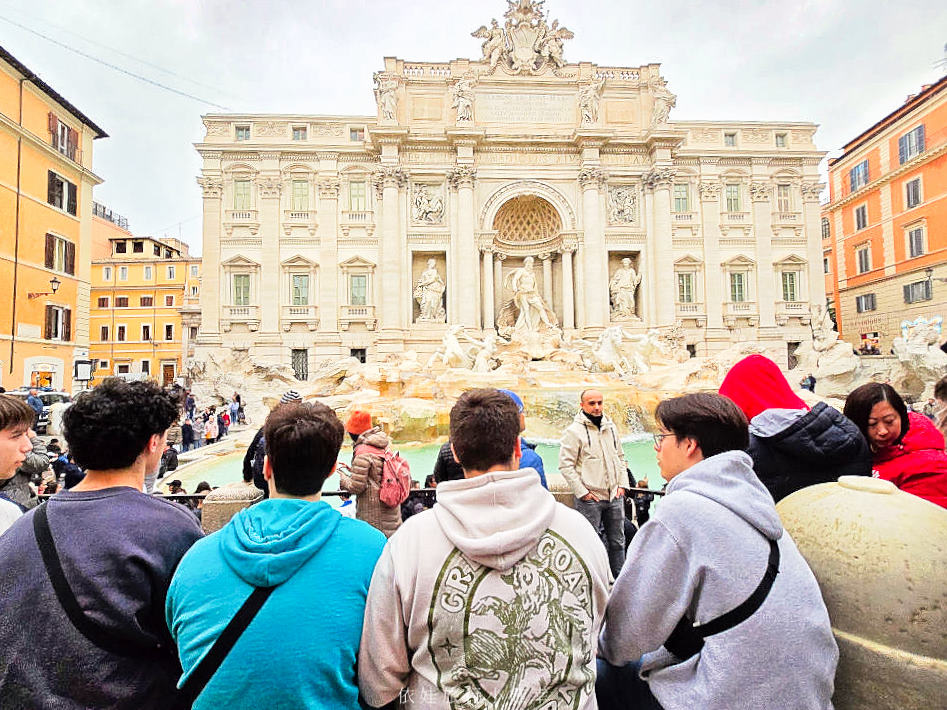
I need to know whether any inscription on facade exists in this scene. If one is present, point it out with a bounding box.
[476,93,575,124]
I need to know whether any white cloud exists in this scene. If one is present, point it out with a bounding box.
[1,0,944,254]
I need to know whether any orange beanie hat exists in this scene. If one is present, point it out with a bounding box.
[345,410,373,435]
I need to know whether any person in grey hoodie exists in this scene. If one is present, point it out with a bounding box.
[359,388,611,709]
[598,393,838,710]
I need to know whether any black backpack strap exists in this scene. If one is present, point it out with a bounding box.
[32,503,164,660]
[664,537,780,661]
[174,585,276,708]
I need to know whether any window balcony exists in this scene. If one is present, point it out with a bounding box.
[673,212,697,223]
[281,304,319,331]
[221,304,260,332]
[283,210,317,236]
[340,304,377,331]
[223,210,260,236]
[775,300,809,325]
[340,210,375,236]
[721,211,749,224]
[675,302,706,327]
[772,211,802,227]
[723,300,759,327]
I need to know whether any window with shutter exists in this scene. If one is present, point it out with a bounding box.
[67,182,77,216]
[48,112,59,149]
[45,234,55,269]
[66,127,78,161]
[65,242,75,275]
[44,306,54,340]
[63,309,71,342]
[48,171,61,208]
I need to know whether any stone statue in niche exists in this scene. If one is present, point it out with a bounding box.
[412,185,444,223]
[609,258,642,319]
[450,76,475,122]
[414,259,446,323]
[497,256,559,337]
[373,74,399,121]
[607,185,638,224]
[579,77,605,125]
[649,76,677,127]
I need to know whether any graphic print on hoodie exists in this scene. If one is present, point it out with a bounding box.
[359,469,611,710]
[428,530,596,708]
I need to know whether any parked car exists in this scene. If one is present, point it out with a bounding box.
[7,389,72,434]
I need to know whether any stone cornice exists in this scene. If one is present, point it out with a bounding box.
[0,111,104,185]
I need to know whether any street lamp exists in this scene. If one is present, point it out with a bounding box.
[28,276,62,299]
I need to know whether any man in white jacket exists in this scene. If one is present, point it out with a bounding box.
[359,388,612,709]
[559,389,630,578]
[598,393,838,710]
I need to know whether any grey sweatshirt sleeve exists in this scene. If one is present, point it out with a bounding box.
[598,519,694,666]
[19,436,49,477]
[558,428,589,499]
[358,545,410,707]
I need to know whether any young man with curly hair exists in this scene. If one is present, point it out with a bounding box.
[0,378,204,708]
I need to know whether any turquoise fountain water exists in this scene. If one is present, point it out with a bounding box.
[168,438,662,495]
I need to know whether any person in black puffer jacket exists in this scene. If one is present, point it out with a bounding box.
[719,354,871,502]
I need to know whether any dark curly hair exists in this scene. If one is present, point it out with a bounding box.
[63,378,181,471]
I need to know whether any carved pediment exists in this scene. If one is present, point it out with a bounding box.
[338,255,376,270]
[221,255,261,268]
[281,254,317,268]
[721,255,756,267]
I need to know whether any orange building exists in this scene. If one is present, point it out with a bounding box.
[89,220,201,387]
[823,75,947,352]
[0,46,107,392]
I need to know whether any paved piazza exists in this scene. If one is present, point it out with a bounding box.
[194,0,826,373]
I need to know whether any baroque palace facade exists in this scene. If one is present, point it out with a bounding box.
[195,2,826,374]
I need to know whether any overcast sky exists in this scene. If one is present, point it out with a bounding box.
[2,0,945,256]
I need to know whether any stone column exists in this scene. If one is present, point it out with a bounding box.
[750,180,777,329]
[494,253,504,318]
[317,178,340,333]
[256,174,282,333]
[561,246,575,330]
[646,167,676,327]
[579,168,608,331]
[196,176,222,337]
[801,181,827,310]
[541,253,554,307]
[449,166,479,329]
[482,248,495,331]
[379,167,405,331]
[574,245,586,329]
[698,181,724,330]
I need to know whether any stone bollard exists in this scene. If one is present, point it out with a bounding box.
[777,476,947,710]
[200,481,263,534]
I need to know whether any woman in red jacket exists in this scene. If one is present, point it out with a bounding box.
[844,383,947,509]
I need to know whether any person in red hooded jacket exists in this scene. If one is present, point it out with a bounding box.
[719,354,871,502]
[844,382,947,509]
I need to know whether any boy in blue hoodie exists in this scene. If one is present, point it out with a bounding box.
[166,401,386,708]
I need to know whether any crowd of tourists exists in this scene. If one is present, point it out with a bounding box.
[0,355,945,708]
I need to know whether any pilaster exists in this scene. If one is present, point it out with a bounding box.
[579,167,608,332]
[645,167,676,327]
[318,178,340,333]
[448,165,479,329]
[749,178,777,330]
[698,181,724,330]
[197,175,223,340]
[801,182,827,309]
[256,172,282,334]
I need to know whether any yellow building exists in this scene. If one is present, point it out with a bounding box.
[0,46,107,392]
[89,223,201,386]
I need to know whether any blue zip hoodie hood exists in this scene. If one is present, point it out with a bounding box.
[219,498,340,587]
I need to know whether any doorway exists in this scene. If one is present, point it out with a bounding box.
[291,349,309,380]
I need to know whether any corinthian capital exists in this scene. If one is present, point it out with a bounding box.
[749,181,771,203]
[800,181,825,203]
[317,179,341,199]
[196,176,223,199]
[578,167,607,188]
[643,167,676,190]
[698,182,722,201]
[447,165,476,189]
[375,166,407,190]
[255,176,282,199]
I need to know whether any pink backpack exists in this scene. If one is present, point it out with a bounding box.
[354,442,412,508]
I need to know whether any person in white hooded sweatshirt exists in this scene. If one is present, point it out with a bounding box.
[598,392,838,710]
[359,388,612,709]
